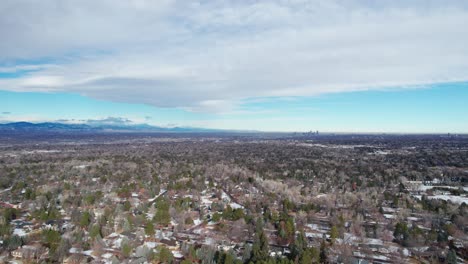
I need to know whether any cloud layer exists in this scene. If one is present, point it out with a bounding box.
[1,0,468,112]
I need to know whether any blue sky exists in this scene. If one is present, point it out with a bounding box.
[1,1,468,132]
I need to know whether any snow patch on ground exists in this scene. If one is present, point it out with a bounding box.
[428,195,468,205]
[417,185,468,192]
[412,194,468,204]
[384,214,395,219]
[144,241,158,249]
[201,196,213,205]
[221,191,230,201]
[230,202,244,209]
[13,228,27,237]
[306,223,319,230]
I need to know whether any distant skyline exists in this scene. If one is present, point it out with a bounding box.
[1,1,468,133]
[2,82,468,133]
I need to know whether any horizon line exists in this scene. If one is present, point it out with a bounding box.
[0,120,467,135]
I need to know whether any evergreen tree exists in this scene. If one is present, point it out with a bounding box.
[251,218,269,262]
[157,245,174,263]
[122,241,133,258]
[290,231,307,261]
[89,224,102,239]
[154,197,171,226]
[197,245,217,264]
[446,249,457,264]
[277,212,295,244]
[123,200,131,211]
[42,229,61,253]
[330,225,339,244]
[145,221,155,236]
[223,252,235,264]
[394,222,409,245]
[79,211,91,228]
[301,248,320,264]
[6,235,23,251]
[242,243,252,263]
[3,208,18,222]
[319,240,328,263]
[54,238,71,262]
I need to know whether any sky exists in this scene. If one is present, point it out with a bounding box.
[1,0,468,133]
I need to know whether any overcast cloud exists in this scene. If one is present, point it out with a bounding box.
[1,0,468,112]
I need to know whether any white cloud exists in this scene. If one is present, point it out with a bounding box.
[0,64,58,73]
[1,0,468,112]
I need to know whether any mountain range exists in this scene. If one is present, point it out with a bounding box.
[0,121,221,133]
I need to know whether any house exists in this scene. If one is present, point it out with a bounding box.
[403,181,422,192]
[11,244,47,260]
[423,177,441,186]
[63,254,93,264]
[11,248,22,259]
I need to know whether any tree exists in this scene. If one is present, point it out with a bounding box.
[145,221,155,236]
[242,243,252,263]
[42,229,61,253]
[223,252,235,264]
[181,243,198,262]
[3,208,18,222]
[278,213,295,244]
[290,231,307,261]
[157,245,174,263]
[446,249,457,264]
[216,251,241,264]
[24,187,36,200]
[122,241,133,258]
[251,218,269,262]
[212,212,222,222]
[197,245,217,264]
[54,238,71,262]
[123,200,131,211]
[330,225,339,244]
[222,205,245,221]
[393,222,409,245]
[0,223,11,236]
[89,224,102,239]
[301,247,320,264]
[319,240,328,263]
[185,216,194,225]
[80,211,92,228]
[154,197,171,226]
[6,235,23,251]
